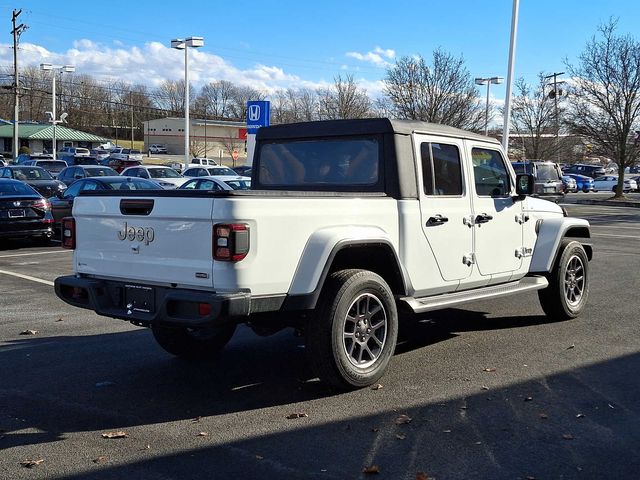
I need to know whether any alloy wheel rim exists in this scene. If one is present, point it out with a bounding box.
[564,254,585,307]
[342,293,387,368]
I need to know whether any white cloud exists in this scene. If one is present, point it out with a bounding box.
[346,46,396,67]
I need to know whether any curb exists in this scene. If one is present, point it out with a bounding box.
[575,199,640,208]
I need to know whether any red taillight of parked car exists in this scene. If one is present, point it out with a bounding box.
[213,223,249,261]
[61,217,76,249]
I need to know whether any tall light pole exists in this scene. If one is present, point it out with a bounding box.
[171,37,204,165]
[40,63,75,160]
[544,71,565,162]
[475,76,504,136]
[502,0,520,153]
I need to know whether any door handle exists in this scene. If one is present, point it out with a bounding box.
[475,213,493,224]
[426,214,449,226]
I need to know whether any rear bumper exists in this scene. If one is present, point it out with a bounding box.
[0,222,53,238]
[54,275,251,328]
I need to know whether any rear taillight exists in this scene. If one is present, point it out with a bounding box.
[62,217,76,249]
[213,223,249,261]
[32,199,51,211]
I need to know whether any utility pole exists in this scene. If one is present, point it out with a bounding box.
[11,9,28,161]
[544,71,565,162]
[130,91,134,148]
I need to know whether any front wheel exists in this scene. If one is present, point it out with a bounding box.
[538,240,589,320]
[151,323,236,360]
[305,269,398,390]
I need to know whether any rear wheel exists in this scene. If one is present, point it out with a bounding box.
[538,240,589,320]
[305,269,398,390]
[151,323,236,360]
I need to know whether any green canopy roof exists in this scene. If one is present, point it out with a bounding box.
[0,124,108,142]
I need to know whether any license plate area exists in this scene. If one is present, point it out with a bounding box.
[8,209,25,218]
[125,284,155,314]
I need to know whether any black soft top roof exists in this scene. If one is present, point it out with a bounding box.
[256,118,498,144]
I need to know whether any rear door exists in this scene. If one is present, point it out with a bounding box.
[73,195,217,288]
[416,135,473,282]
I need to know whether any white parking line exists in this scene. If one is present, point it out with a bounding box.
[0,250,69,259]
[0,269,54,286]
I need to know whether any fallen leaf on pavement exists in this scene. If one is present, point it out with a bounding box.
[524,397,533,402]
[567,344,575,349]
[371,383,383,390]
[416,473,432,480]
[483,368,496,372]
[576,413,585,419]
[101,431,128,439]
[286,413,308,419]
[562,434,574,440]
[93,456,108,464]
[20,459,44,468]
[538,413,548,420]
[197,432,208,437]
[362,465,380,474]
[395,414,412,425]
[55,317,64,322]
[19,330,38,335]
[396,433,406,440]
[481,385,489,390]
[192,416,202,423]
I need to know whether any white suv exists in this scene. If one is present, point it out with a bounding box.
[148,144,168,154]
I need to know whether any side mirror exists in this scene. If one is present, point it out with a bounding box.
[515,174,534,198]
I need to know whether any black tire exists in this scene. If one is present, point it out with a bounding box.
[538,240,589,320]
[151,323,236,360]
[305,269,398,390]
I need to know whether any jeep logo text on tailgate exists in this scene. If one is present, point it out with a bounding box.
[118,222,155,245]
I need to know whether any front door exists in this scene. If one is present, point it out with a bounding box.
[416,135,473,282]
[467,144,523,278]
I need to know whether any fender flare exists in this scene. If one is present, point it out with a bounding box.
[530,217,592,273]
[282,226,408,311]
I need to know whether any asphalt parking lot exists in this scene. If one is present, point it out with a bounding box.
[1,197,639,480]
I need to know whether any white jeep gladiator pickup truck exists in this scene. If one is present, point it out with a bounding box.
[55,119,592,389]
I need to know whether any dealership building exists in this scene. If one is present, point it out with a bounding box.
[143,117,248,163]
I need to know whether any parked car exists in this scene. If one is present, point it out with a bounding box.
[148,144,168,154]
[180,175,252,191]
[592,175,637,192]
[90,149,111,162]
[109,148,143,162]
[0,178,54,240]
[0,165,67,198]
[105,157,142,173]
[564,174,594,193]
[121,165,185,189]
[57,165,119,186]
[511,161,564,202]
[182,166,237,177]
[169,157,218,172]
[48,176,161,229]
[626,175,640,192]
[15,153,53,165]
[60,147,90,157]
[563,164,606,178]
[561,175,577,193]
[232,165,253,177]
[22,159,68,178]
[629,165,640,174]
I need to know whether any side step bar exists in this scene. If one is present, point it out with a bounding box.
[400,276,549,314]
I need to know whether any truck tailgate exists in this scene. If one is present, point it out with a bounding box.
[73,196,215,289]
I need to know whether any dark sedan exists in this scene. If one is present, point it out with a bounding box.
[564,174,595,193]
[0,165,67,199]
[57,165,119,186]
[0,179,54,240]
[48,176,161,227]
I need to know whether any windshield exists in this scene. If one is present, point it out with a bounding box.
[0,181,37,195]
[86,167,118,177]
[223,179,252,190]
[148,168,181,178]
[257,137,380,189]
[36,161,67,172]
[536,163,561,181]
[103,178,159,190]
[13,167,53,180]
[511,163,532,175]
[206,167,234,176]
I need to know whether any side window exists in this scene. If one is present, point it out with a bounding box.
[81,181,99,191]
[63,182,83,198]
[200,180,218,190]
[472,148,511,197]
[198,169,207,177]
[420,142,463,196]
[127,168,139,177]
[139,170,149,179]
[182,180,198,190]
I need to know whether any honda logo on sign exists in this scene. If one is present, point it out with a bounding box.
[248,104,261,122]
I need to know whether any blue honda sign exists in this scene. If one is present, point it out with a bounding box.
[246,101,270,132]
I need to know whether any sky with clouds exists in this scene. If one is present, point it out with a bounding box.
[1,0,639,104]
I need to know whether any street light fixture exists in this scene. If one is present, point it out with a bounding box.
[40,63,75,160]
[171,36,204,165]
[475,76,503,136]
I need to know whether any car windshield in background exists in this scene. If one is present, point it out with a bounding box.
[224,179,252,190]
[13,167,53,180]
[148,168,181,178]
[257,137,380,188]
[512,163,533,175]
[206,167,235,176]
[87,167,118,176]
[0,182,37,195]
[536,164,561,181]
[102,178,159,190]
[37,161,67,172]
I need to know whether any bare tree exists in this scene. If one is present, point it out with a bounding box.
[154,79,188,115]
[228,86,266,120]
[510,74,569,160]
[270,88,319,124]
[194,80,235,119]
[317,74,371,120]
[565,19,640,197]
[382,50,484,130]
